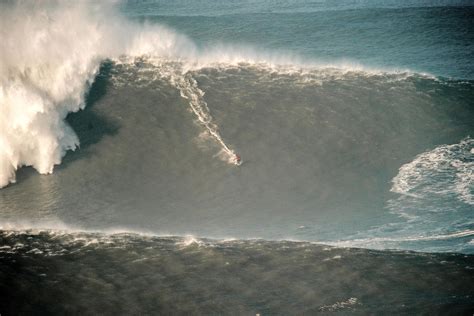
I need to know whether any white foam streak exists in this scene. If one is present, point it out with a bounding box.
[170,71,239,164]
[326,229,474,247]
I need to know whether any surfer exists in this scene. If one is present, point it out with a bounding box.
[235,154,241,165]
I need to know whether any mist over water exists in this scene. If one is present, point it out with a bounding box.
[2,230,474,315]
[1,0,473,254]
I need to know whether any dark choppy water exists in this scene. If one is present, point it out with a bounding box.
[1,230,474,315]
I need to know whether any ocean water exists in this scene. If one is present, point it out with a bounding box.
[1,0,473,314]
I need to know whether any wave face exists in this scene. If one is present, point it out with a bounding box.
[0,0,386,187]
[1,0,474,255]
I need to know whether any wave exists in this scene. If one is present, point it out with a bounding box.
[391,137,474,206]
[386,137,473,241]
[323,229,474,251]
[0,0,436,188]
[334,138,474,253]
[1,225,473,253]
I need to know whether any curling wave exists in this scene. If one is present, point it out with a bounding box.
[0,0,426,188]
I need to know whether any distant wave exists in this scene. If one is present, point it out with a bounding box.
[322,229,474,251]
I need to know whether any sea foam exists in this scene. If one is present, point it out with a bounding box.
[391,137,474,206]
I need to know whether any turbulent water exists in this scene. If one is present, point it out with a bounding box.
[1,0,474,314]
[1,230,474,314]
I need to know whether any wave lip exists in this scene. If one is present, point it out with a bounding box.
[0,2,105,187]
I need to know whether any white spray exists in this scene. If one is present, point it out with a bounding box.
[0,1,241,188]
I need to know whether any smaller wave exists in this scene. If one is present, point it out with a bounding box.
[322,138,474,253]
[391,137,474,206]
[325,229,474,245]
[321,229,474,254]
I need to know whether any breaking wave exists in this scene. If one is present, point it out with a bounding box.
[391,137,474,206]
[0,0,425,188]
[0,1,196,187]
